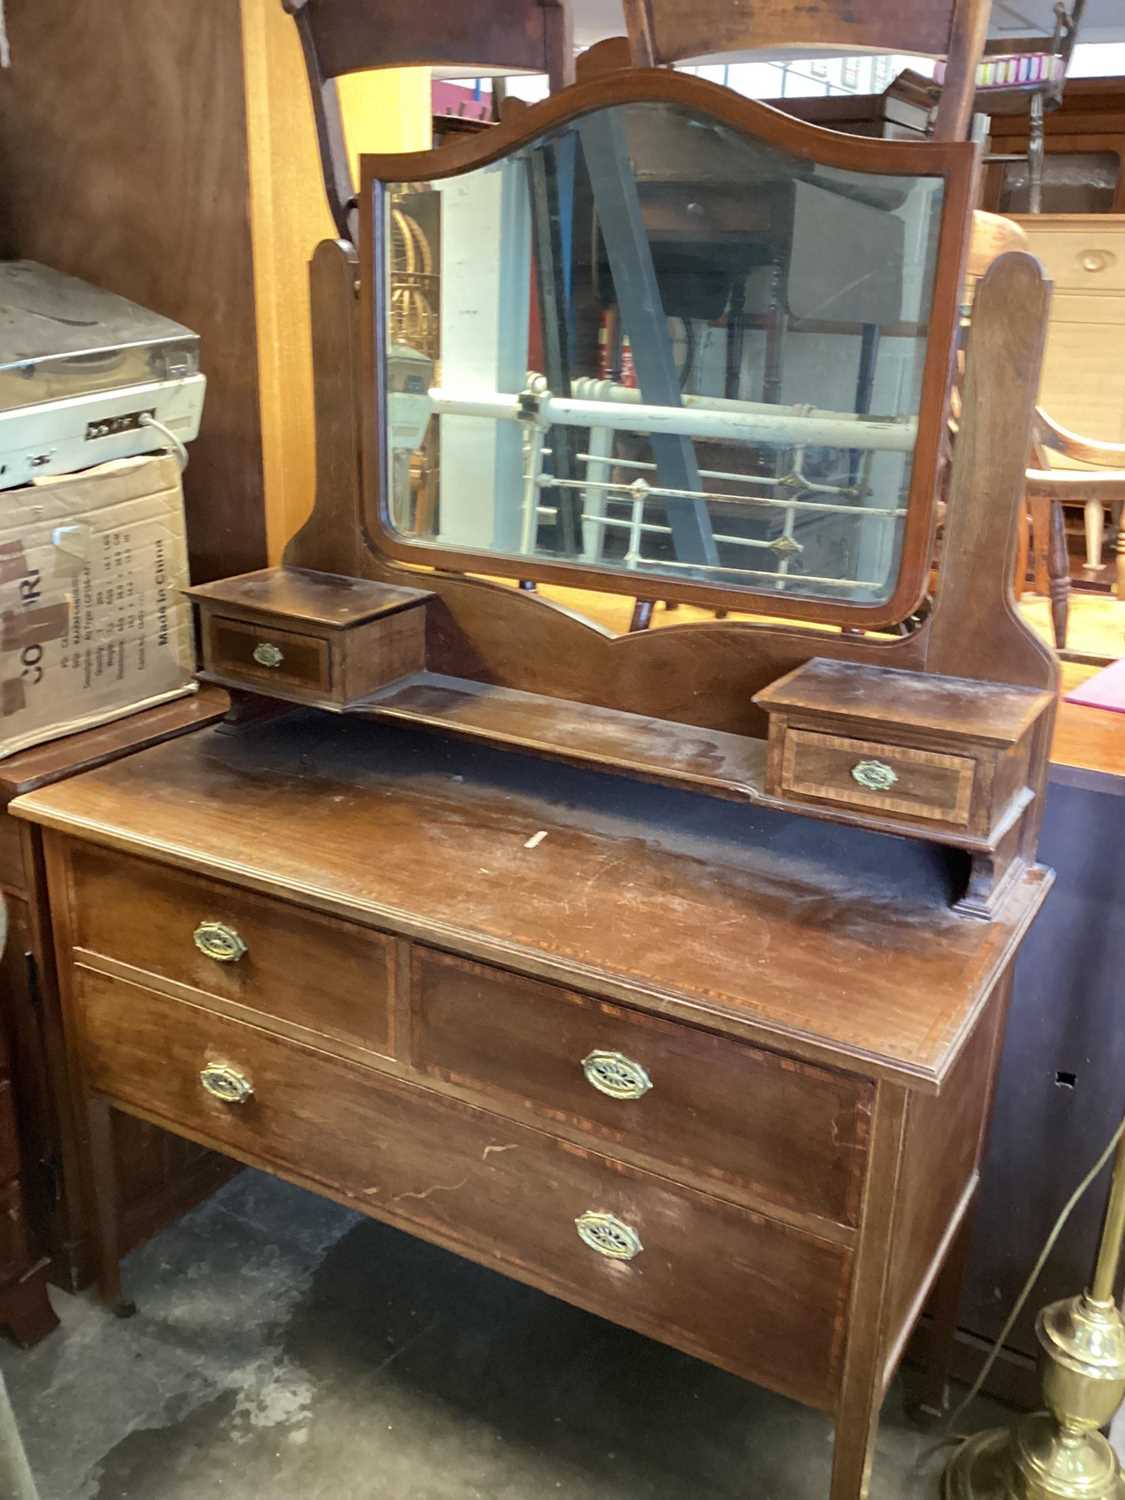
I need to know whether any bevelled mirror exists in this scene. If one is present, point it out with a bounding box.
[360,76,974,627]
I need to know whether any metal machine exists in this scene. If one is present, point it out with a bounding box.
[0,261,206,489]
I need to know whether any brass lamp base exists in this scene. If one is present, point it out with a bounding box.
[942,1418,1124,1500]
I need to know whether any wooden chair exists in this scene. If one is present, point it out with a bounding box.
[283,0,574,241]
[621,0,991,141]
[1026,409,1125,650]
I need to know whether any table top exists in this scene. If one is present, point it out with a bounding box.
[1052,662,1125,779]
[11,713,1049,1093]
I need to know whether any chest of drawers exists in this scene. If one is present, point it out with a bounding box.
[12,714,1051,1499]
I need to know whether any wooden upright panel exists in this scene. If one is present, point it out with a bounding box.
[0,0,268,584]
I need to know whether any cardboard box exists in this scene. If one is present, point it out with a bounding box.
[0,453,196,760]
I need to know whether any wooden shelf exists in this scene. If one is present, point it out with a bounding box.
[355,671,1022,855]
[358,671,769,799]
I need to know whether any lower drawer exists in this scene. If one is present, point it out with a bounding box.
[76,967,851,1409]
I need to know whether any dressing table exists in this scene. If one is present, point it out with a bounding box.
[10,58,1059,1500]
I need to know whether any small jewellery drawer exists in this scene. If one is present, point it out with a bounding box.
[205,615,331,694]
[76,968,852,1410]
[188,567,431,708]
[413,949,872,1228]
[68,844,394,1058]
[779,728,975,827]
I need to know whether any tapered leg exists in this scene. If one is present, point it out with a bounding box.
[917,1216,973,1418]
[830,1085,909,1500]
[84,1097,132,1316]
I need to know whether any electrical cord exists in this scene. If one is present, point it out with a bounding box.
[139,413,189,473]
[912,1109,1125,1480]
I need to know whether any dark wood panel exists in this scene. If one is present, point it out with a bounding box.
[413,947,872,1229]
[70,845,396,1060]
[77,966,852,1410]
[0,1,267,582]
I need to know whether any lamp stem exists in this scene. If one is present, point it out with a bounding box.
[1090,1123,1125,1306]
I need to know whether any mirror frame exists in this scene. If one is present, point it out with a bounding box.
[358,68,976,630]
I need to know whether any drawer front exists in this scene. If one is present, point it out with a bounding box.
[781,728,975,826]
[77,968,851,1409]
[1025,229,1125,294]
[69,845,394,1058]
[205,614,331,694]
[414,950,871,1229]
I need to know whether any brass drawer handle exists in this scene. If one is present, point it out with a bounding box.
[252,641,284,669]
[851,758,898,792]
[576,1211,643,1262]
[582,1050,652,1101]
[193,921,247,963]
[200,1063,254,1105]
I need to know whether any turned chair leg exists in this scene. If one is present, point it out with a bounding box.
[1046,499,1070,650]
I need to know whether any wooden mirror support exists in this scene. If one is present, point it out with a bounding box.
[191,67,1057,920]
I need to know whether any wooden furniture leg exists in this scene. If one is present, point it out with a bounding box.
[830,1086,907,1500]
[1047,499,1070,650]
[0,1261,57,1347]
[84,1098,132,1317]
[1015,502,1030,597]
[1084,496,1105,571]
[1028,493,1051,597]
[916,1213,974,1418]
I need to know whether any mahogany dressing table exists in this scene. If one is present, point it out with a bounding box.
[11,65,1059,1500]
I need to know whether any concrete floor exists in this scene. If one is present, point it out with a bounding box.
[0,1172,1037,1500]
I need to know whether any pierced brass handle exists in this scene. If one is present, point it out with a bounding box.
[193,921,247,963]
[582,1050,652,1101]
[851,759,898,792]
[252,641,284,669]
[575,1211,643,1262]
[200,1063,253,1105]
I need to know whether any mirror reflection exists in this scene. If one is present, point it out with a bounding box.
[382,101,945,606]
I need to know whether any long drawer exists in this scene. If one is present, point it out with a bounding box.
[75,967,852,1410]
[413,948,872,1229]
[68,845,395,1059]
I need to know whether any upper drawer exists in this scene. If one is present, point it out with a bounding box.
[412,949,872,1230]
[205,615,332,695]
[1026,229,1125,293]
[77,967,851,1410]
[780,727,976,828]
[68,844,394,1058]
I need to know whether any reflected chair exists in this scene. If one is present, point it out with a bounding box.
[283,0,574,243]
[621,0,990,142]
